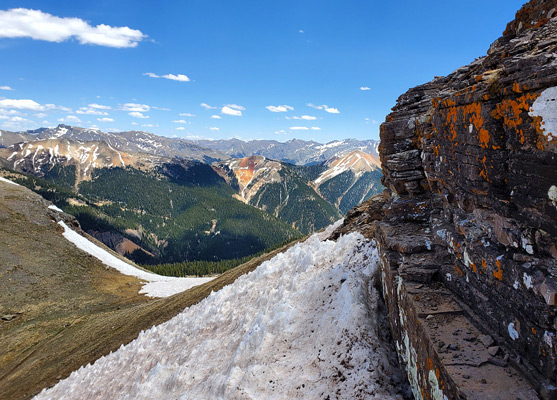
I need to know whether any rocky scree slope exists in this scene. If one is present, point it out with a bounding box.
[335,0,557,398]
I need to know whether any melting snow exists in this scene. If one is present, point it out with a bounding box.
[48,204,64,213]
[57,221,212,298]
[36,230,406,400]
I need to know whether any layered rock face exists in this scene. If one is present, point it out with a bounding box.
[337,1,557,398]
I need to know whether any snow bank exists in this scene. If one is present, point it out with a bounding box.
[48,204,64,212]
[0,176,19,186]
[36,230,407,400]
[57,221,212,298]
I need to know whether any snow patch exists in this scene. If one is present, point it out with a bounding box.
[48,204,64,213]
[0,176,19,186]
[57,221,212,297]
[36,231,406,400]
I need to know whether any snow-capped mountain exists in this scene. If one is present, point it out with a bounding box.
[0,138,166,182]
[214,156,340,234]
[6,124,228,162]
[313,150,383,214]
[195,138,380,165]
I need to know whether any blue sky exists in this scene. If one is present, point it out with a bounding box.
[0,0,524,142]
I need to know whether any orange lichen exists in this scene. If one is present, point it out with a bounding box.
[426,357,434,370]
[512,82,522,93]
[481,259,487,270]
[471,263,477,273]
[532,327,537,334]
[435,368,440,380]
[479,156,491,182]
[475,75,483,82]
[492,92,541,147]
[493,258,503,281]
[455,264,463,277]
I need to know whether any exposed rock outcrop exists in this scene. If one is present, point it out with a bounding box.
[337,1,557,398]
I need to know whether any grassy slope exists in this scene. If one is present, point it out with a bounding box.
[0,178,300,399]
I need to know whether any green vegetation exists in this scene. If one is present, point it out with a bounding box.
[249,166,340,234]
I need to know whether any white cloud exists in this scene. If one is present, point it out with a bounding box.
[226,104,245,111]
[0,115,9,120]
[35,112,47,118]
[0,86,14,90]
[200,103,217,110]
[360,86,371,91]
[266,105,294,113]
[0,98,44,110]
[289,115,316,120]
[179,113,195,117]
[221,106,242,116]
[311,127,321,130]
[307,103,323,110]
[306,103,340,114]
[210,115,222,119]
[274,129,287,135]
[298,29,305,34]
[290,126,309,131]
[143,73,191,82]
[141,123,157,127]
[372,119,378,124]
[173,120,187,124]
[176,127,185,130]
[97,117,114,122]
[324,107,339,114]
[131,122,138,125]
[0,109,20,116]
[0,8,146,48]
[129,111,149,119]
[122,103,150,112]
[76,106,108,115]
[89,103,111,110]
[58,115,81,123]
[209,127,220,131]
[152,106,171,111]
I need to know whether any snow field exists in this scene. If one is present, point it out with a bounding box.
[36,229,407,400]
[57,221,213,297]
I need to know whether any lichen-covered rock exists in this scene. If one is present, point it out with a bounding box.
[352,0,557,398]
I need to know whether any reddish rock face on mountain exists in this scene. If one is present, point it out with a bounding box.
[338,0,557,398]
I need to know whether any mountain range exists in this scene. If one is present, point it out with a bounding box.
[0,124,383,266]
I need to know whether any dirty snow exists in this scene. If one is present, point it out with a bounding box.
[57,221,212,298]
[36,230,407,400]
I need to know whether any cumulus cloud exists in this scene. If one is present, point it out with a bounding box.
[89,103,111,110]
[0,86,14,90]
[221,104,244,116]
[122,103,150,112]
[288,115,316,120]
[210,115,222,119]
[274,129,287,135]
[143,72,191,82]
[0,98,44,110]
[176,126,185,130]
[97,117,114,122]
[173,119,187,124]
[179,112,195,117]
[200,103,216,110]
[360,86,371,91]
[290,126,309,131]
[306,103,340,114]
[76,106,108,115]
[0,8,146,48]
[209,127,220,131]
[58,115,81,123]
[129,111,149,119]
[266,105,294,113]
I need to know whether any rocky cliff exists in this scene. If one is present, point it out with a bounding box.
[335,1,557,398]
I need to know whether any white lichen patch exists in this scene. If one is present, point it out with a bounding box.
[508,322,519,340]
[529,86,557,142]
[523,273,533,289]
[549,185,557,208]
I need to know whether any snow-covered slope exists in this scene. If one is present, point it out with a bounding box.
[57,221,212,298]
[35,228,407,400]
